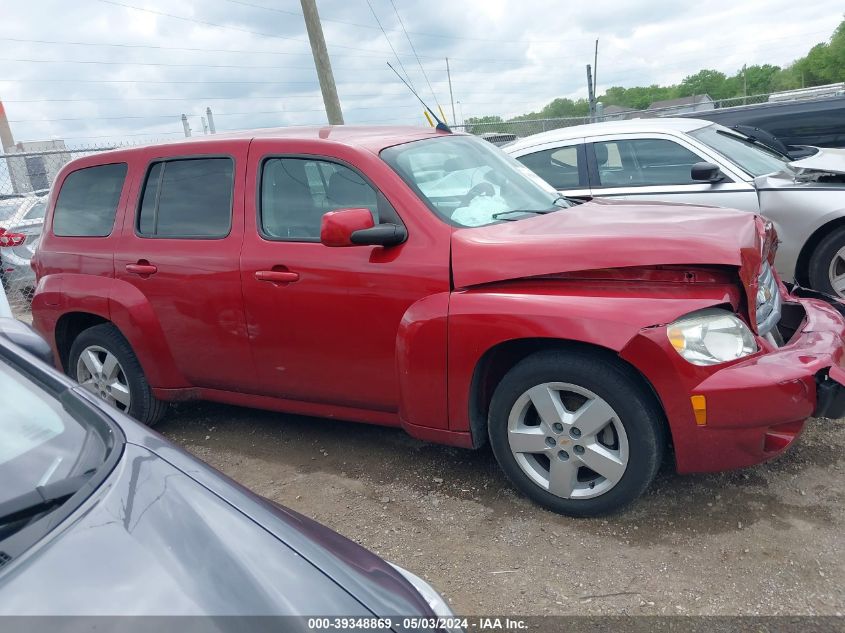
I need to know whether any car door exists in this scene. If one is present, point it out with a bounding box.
[114,145,255,393]
[239,141,451,418]
[511,140,592,199]
[585,133,759,212]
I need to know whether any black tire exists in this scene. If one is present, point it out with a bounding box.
[488,350,666,517]
[68,323,167,426]
[808,226,845,297]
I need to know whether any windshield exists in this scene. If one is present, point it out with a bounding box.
[0,357,108,540]
[381,135,565,227]
[689,124,790,178]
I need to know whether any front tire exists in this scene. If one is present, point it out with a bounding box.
[69,323,167,426]
[488,350,665,517]
[808,226,845,298]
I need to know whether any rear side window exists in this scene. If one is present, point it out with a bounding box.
[138,157,234,238]
[53,163,127,237]
[516,145,583,189]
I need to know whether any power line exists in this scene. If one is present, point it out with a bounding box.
[0,36,530,63]
[7,104,425,124]
[365,0,414,89]
[389,0,439,107]
[97,0,441,58]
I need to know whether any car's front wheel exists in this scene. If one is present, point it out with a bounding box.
[808,226,845,298]
[488,350,666,517]
[69,323,167,426]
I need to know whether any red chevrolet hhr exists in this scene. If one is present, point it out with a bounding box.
[30,126,845,516]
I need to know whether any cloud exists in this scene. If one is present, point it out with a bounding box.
[0,0,841,146]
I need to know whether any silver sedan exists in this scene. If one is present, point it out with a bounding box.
[504,118,845,296]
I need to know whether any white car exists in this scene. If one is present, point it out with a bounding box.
[504,118,845,296]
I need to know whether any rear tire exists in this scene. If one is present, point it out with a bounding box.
[69,323,167,426]
[808,226,845,298]
[488,350,665,517]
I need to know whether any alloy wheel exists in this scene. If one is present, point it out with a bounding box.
[828,247,845,298]
[76,345,132,412]
[507,382,628,500]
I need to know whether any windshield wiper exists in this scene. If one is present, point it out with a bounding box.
[715,129,790,160]
[492,208,559,221]
[0,470,95,527]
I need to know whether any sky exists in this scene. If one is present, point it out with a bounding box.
[0,0,842,147]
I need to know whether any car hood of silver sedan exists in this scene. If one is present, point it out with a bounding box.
[787,146,845,180]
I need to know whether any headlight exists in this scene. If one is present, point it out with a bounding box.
[389,563,459,628]
[667,308,757,366]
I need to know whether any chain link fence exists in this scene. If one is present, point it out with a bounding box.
[450,92,777,138]
[1,145,118,319]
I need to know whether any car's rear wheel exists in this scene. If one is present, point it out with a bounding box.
[69,323,167,426]
[488,350,665,517]
[808,227,845,298]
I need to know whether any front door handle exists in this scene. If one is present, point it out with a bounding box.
[255,270,300,283]
[125,262,158,276]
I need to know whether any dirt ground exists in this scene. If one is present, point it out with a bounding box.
[154,401,845,617]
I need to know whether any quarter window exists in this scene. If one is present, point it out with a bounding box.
[53,163,127,237]
[138,158,234,238]
[594,139,704,187]
[260,158,393,241]
[516,145,582,189]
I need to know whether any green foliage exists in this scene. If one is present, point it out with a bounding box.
[465,16,844,131]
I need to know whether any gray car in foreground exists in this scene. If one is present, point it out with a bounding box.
[505,118,845,297]
[0,294,455,626]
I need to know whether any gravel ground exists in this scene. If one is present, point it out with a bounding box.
[156,401,845,617]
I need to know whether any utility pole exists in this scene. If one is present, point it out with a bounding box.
[586,64,596,122]
[446,58,456,125]
[181,114,192,137]
[743,63,747,105]
[593,39,599,100]
[300,0,344,125]
[206,107,216,134]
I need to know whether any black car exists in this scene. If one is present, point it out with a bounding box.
[685,95,845,150]
[0,292,456,626]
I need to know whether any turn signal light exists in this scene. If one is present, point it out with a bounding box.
[690,395,707,426]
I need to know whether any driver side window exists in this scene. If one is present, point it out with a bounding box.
[260,157,395,241]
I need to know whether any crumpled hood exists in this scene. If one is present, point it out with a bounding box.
[451,198,765,290]
[788,146,845,177]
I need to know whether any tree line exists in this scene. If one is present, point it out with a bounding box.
[465,16,845,128]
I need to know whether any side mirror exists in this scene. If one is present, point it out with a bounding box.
[320,208,375,247]
[320,208,406,248]
[691,162,724,183]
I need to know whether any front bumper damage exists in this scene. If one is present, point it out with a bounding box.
[622,293,845,474]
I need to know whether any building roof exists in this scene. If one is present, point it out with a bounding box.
[648,94,713,110]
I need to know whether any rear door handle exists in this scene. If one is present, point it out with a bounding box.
[255,270,300,283]
[125,263,158,276]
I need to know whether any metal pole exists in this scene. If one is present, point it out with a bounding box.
[206,107,216,134]
[593,39,599,98]
[300,0,344,125]
[181,114,192,137]
[586,65,596,122]
[446,58,456,125]
[743,64,747,105]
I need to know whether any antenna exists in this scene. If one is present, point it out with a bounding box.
[387,62,451,133]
